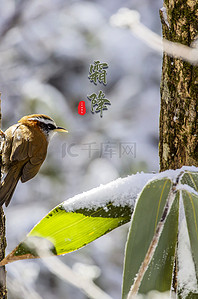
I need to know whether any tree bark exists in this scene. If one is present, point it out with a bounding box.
[0,93,7,298]
[159,1,198,171]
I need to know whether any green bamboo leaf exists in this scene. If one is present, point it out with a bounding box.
[11,203,131,262]
[177,211,198,299]
[122,178,179,299]
[177,170,198,298]
[182,190,198,280]
[1,173,154,265]
[139,192,179,293]
[181,171,198,191]
[20,204,131,257]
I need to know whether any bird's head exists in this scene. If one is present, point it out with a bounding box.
[18,114,68,140]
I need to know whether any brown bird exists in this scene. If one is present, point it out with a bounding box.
[0,114,68,207]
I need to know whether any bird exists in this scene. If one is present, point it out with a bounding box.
[0,114,68,207]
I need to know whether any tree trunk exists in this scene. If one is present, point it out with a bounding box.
[0,93,7,298]
[159,1,198,171]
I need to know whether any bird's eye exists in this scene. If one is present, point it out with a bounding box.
[47,124,56,130]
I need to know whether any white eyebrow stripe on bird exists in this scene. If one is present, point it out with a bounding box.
[28,117,56,126]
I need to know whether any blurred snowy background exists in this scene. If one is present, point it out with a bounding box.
[0,0,163,298]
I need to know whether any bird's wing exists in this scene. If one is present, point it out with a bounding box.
[10,125,32,161]
[10,124,48,182]
[21,162,42,183]
[21,151,47,183]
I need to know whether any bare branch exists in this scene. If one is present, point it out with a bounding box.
[110,8,198,65]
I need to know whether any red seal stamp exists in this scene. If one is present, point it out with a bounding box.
[78,101,86,115]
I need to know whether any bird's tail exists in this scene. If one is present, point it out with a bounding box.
[0,166,21,207]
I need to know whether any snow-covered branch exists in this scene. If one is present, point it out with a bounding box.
[110,8,198,65]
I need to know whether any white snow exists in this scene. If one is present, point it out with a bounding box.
[62,172,154,212]
[149,166,198,183]
[173,115,177,122]
[110,8,140,29]
[160,7,170,29]
[178,212,198,297]
[62,166,198,212]
[135,290,170,299]
[176,184,198,197]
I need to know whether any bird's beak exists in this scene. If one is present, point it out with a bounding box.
[55,126,68,133]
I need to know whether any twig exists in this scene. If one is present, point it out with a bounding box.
[23,238,113,299]
[41,254,113,299]
[110,8,198,65]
